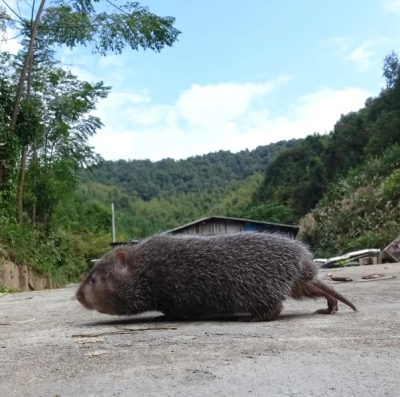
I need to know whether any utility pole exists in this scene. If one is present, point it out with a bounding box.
[111,202,116,243]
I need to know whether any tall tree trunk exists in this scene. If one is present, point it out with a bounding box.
[0,143,4,188]
[17,44,34,224]
[32,137,37,226]
[17,146,27,223]
[29,52,36,226]
[9,0,46,133]
[2,0,45,210]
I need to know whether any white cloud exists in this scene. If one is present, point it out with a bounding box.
[89,78,371,162]
[323,37,391,72]
[0,0,33,54]
[345,42,375,72]
[59,54,100,82]
[176,75,291,127]
[97,91,150,109]
[321,37,350,52]
[0,28,22,54]
[293,87,369,132]
[59,51,108,83]
[67,65,100,82]
[99,55,125,68]
[383,0,400,15]
[122,105,177,128]
[60,53,135,88]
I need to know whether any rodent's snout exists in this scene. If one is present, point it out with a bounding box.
[76,287,95,310]
[75,289,85,306]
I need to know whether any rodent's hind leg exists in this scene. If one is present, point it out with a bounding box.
[238,301,283,322]
[311,286,339,314]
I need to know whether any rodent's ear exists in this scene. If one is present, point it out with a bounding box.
[114,251,128,272]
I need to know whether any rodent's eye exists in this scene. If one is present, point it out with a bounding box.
[90,277,96,284]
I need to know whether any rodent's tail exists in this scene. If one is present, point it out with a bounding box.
[314,279,357,312]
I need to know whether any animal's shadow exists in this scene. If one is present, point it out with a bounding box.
[83,311,316,327]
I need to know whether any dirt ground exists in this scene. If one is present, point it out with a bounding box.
[1,263,399,397]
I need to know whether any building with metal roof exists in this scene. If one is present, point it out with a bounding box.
[163,216,299,239]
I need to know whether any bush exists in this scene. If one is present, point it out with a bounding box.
[0,221,111,287]
[298,147,400,257]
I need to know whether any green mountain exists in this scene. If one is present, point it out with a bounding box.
[76,140,300,239]
[81,140,300,201]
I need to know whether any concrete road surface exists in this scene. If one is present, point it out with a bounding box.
[1,264,399,397]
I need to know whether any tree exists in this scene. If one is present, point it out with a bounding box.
[5,0,180,132]
[0,6,9,42]
[0,42,111,225]
[24,57,110,226]
[383,51,400,90]
[0,52,38,218]
[0,0,181,216]
[365,52,400,156]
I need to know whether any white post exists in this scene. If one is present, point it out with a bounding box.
[111,202,116,243]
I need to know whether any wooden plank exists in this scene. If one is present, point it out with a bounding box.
[384,235,400,262]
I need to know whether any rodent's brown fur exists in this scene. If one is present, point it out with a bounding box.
[76,232,357,321]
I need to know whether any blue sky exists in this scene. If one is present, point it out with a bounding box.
[2,0,400,160]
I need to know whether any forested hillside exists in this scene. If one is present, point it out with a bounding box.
[76,140,300,240]
[76,140,301,241]
[81,140,299,201]
[70,172,264,239]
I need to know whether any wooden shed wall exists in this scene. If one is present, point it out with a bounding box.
[179,220,243,235]
[174,219,296,238]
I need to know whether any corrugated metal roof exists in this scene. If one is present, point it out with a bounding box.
[162,216,299,234]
